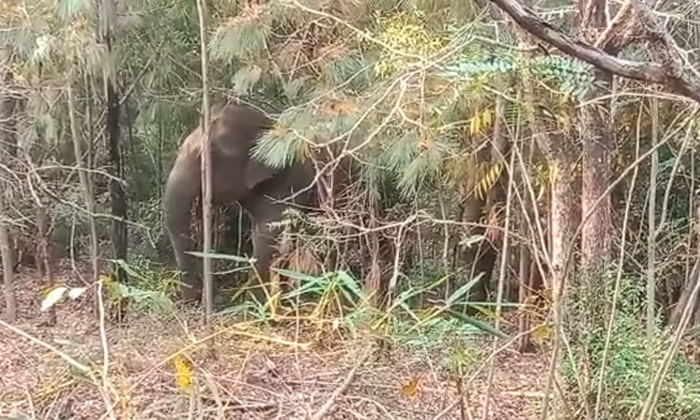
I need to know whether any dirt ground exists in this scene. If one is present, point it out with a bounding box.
[0,266,548,420]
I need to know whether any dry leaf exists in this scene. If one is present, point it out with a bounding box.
[418,133,432,152]
[532,324,552,344]
[326,100,357,115]
[401,375,421,399]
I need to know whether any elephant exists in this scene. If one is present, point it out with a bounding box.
[163,101,319,303]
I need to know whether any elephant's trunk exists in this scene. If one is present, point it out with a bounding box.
[164,153,202,301]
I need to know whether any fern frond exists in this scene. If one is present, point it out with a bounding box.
[474,161,503,201]
[439,53,517,81]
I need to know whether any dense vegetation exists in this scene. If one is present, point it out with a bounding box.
[2,0,700,419]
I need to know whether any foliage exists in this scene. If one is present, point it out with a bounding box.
[562,274,700,419]
[2,0,700,418]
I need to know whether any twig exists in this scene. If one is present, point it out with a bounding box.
[310,349,371,420]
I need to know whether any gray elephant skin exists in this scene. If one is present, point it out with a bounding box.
[163,101,318,303]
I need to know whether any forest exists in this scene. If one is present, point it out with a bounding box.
[2,0,700,419]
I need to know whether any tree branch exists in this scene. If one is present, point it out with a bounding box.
[594,0,638,54]
[488,0,700,104]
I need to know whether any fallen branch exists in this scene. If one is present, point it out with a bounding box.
[487,0,700,103]
[310,349,371,420]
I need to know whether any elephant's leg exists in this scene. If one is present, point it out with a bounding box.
[249,221,278,304]
[215,205,254,299]
[223,204,254,258]
[242,197,286,305]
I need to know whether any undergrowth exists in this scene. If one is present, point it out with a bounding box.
[561,273,700,420]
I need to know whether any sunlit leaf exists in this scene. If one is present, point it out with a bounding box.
[400,375,421,398]
[187,250,253,263]
[282,77,314,104]
[41,286,68,311]
[532,324,552,344]
[172,355,192,393]
[67,287,88,300]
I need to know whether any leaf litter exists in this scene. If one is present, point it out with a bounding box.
[0,266,547,420]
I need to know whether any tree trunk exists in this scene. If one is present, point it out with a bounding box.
[99,0,128,284]
[0,65,17,321]
[0,190,15,322]
[579,0,613,321]
[36,203,56,326]
[196,0,214,319]
[67,85,100,307]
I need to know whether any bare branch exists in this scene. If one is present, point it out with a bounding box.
[487,0,700,103]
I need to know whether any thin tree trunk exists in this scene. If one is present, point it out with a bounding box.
[517,133,535,354]
[99,0,128,284]
[196,0,214,319]
[0,189,15,322]
[647,97,658,338]
[67,85,100,303]
[0,64,17,321]
[36,203,56,326]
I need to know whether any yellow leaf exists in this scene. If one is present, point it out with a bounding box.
[401,375,421,399]
[532,324,552,344]
[542,287,554,303]
[172,355,192,393]
[482,107,493,127]
[468,108,494,136]
[469,113,479,135]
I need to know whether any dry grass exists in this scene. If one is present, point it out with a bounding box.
[0,265,548,420]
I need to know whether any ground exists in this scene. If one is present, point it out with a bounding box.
[1,265,547,420]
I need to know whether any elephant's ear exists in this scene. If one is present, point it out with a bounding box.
[245,158,277,190]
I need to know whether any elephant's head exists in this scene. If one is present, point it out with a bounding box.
[163,102,280,302]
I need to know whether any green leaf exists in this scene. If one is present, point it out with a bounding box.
[382,130,419,173]
[459,234,485,248]
[252,131,306,169]
[282,77,314,104]
[446,309,508,338]
[324,54,370,92]
[335,270,365,301]
[445,272,484,307]
[273,268,323,282]
[186,251,253,263]
[211,21,270,62]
